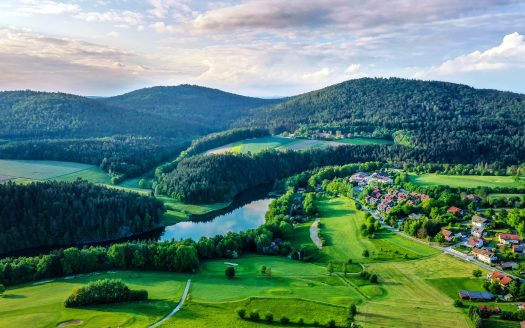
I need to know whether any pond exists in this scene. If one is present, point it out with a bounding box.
[159,198,272,241]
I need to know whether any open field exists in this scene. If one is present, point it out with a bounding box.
[157,196,231,225]
[207,136,393,155]
[489,193,525,200]
[0,271,186,328]
[317,197,439,264]
[409,174,525,188]
[0,159,94,180]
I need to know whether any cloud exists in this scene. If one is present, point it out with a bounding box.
[74,10,143,28]
[190,0,517,34]
[9,1,80,16]
[416,32,525,76]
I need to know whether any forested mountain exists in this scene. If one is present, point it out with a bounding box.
[0,180,165,254]
[239,78,525,165]
[0,91,200,138]
[99,85,282,129]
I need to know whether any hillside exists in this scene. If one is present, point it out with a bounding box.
[0,91,201,138]
[239,78,525,165]
[99,85,282,129]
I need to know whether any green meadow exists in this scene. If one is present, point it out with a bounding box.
[409,173,525,188]
[0,159,95,181]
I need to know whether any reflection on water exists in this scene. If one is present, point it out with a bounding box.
[159,198,271,241]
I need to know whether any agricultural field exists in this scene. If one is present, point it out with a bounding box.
[0,159,95,181]
[0,271,186,328]
[206,136,393,155]
[409,173,525,188]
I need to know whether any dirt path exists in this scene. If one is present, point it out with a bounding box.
[310,218,322,249]
[148,279,192,328]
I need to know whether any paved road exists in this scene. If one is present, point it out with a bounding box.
[148,279,192,328]
[310,218,322,249]
[358,201,520,280]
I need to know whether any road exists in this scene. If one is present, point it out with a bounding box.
[148,279,192,328]
[359,201,520,280]
[309,218,322,249]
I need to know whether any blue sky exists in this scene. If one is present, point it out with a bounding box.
[0,0,524,97]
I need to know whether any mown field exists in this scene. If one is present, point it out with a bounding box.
[207,136,392,155]
[0,271,186,328]
[409,173,525,188]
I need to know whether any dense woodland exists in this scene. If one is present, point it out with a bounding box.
[161,146,390,203]
[0,181,165,254]
[239,78,525,165]
[0,136,189,181]
[100,85,281,130]
[0,91,199,138]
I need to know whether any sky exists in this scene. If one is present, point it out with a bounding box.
[0,0,524,97]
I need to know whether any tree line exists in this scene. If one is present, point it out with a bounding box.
[0,180,165,254]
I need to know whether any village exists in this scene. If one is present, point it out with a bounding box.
[350,170,525,308]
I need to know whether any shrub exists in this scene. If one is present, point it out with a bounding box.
[225,266,235,279]
[327,319,337,328]
[249,310,260,321]
[64,279,147,307]
[265,312,274,322]
[370,274,378,283]
[0,283,5,296]
[349,303,357,317]
[280,316,290,324]
[313,320,320,326]
[362,250,370,257]
[237,308,246,319]
[298,317,305,325]
[453,299,464,308]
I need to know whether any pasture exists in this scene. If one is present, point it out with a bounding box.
[409,174,525,188]
[206,136,393,155]
[0,271,186,328]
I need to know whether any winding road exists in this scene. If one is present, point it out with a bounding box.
[148,279,192,328]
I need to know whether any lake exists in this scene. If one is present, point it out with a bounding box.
[159,198,272,241]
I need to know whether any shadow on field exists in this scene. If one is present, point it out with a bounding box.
[3,294,27,299]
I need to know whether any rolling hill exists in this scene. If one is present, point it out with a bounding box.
[99,84,282,129]
[0,91,202,138]
[239,78,525,165]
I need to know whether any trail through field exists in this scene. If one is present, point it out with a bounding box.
[148,279,192,328]
[310,218,322,249]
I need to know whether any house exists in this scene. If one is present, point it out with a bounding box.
[472,215,488,230]
[472,248,497,264]
[499,233,521,245]
[441,229,454,242]
[471,228,485,238]
[349,172,369,185]
[448,206,464,216]
[466,237,484,248]
[519,304,525,310]
[521,321,525,328]
[467,194,481,203]
[458,290,494,301]
[370,172,393,185]
[501,262,518,270]
[513,245,525,253]
[455,231,467,239]
[489,271,513,287]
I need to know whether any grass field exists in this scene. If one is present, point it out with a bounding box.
[0,159,95,180]
[207,136,393,155]
[0,271,186,328]
[317,197,439,264]
[409,174,525,188]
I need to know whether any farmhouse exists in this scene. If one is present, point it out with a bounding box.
[441,229,454,242]
[448,206,464,216]
[472,215,488,230]
[489,271,513,287]
[472,248,497,264]
[458,290,494,301]
[466,237,484,248]
[499,233,521,245]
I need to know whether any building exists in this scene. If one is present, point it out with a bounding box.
[471,228,485,238]
[499,233,521,245]
[466,237,484,248]
[489,271,513,287]
[472,215,488,230]
[458,290,494,301]
[369,172,393,185]
[448,206,464,216]
[349,172,369,185]
[472,248,497,264]
[513,245,525,253]
[441,229,454,242]
[467,194,481,203]
[501,262,518,270]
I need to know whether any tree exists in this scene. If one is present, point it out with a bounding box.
[370,274,378,283]
[280,316,290,324]
[349,303,357,317]
[265,312,274,322]
[225,266,235,279]
[362,249,370,258]
[328,319,337,328]
[0,283,5,296]
[260,265,267,274]
[237,308,246,319]
[472,269,483,278]
[266,267,272,278]
[328,262,334,275]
